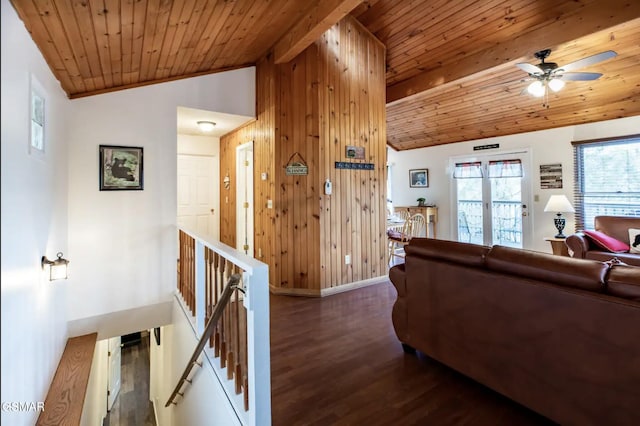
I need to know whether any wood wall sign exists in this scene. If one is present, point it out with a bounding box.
[284,152,308,175]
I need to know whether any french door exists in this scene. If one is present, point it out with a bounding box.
[453,151,531,248]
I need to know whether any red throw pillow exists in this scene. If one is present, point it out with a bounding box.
[583,230,630,253]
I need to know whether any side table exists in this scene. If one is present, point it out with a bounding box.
[545,237,569,257]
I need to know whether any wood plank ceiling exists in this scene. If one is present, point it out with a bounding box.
[9,0,640,150]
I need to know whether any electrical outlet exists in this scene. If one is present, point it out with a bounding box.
[267,199,273,209]
[534,194,540,202]
[345,254,351,265]
[258,248,262,258]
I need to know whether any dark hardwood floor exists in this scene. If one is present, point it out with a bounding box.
[104,331,156,426]
[270,281,555,426]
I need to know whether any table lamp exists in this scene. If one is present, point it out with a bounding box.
[544,195,575,238]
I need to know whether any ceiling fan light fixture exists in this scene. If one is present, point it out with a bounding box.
[548,78,565,92]
[527,80,545,97]
[197,120,216,132]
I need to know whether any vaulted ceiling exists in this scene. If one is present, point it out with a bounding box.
[9,0,640,150]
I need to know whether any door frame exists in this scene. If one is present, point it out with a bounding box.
[449,149,533,248]
[236,141,254,255]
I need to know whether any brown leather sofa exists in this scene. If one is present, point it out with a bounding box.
[389,238,640,426]
[565,215,640,266]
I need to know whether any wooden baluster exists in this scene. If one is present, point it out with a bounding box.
[227,265,238,381]
[212,252,220,352]
[178,231,183,295]
[234,271,243,393]
[181,231,185,297]
[244,379,249,411]
[187,236,192,314]
[205,248,211,322]
[219,258,227,368]
[191,236,196,316]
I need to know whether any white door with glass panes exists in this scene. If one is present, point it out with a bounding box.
[452,151,532,248]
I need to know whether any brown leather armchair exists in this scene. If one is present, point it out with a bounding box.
[565,215,640,266]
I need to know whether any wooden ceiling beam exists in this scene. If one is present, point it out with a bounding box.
[273,0,363,64]
[386,0,640,104]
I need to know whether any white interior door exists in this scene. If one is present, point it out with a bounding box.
[107,336,121,411]
[453,151,532,248]
[177,154,219,240]
[236,142,254,256]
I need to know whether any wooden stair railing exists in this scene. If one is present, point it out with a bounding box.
[166,273,242,407]
[36,333,98,426]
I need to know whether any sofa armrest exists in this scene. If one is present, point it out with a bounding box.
[389,264,408,343]
[566,233,589,258]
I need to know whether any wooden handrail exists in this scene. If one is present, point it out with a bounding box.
[36,333,97,426]
[166,273,242,407]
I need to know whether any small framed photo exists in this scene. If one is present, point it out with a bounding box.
[345,145,365,159]
[409,169,429,188]
[99,145,144,191]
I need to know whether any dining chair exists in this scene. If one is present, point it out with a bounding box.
[394,209,411,221]
[408,213,426,238]
[388,218,412,265]
[388,213,427,265]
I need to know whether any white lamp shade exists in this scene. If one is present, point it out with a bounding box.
[544,194,575,213]
[548,78,565,92]
[527,81,545,97]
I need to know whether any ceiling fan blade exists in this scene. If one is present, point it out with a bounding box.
[557,72,603,81]
[558,50,617,72]
[516,62,543,74]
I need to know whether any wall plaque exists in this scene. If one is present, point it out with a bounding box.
[473,143,499,151]
[284,152,308,176]
[335,162,375,170]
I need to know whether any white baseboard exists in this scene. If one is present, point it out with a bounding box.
[269,275,389,297]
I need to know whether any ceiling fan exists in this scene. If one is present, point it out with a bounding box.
[515,49,617,106]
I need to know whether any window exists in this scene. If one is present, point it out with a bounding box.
[572,135,640,230]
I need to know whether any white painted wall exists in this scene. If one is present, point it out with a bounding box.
[66,67,255,321]
[1,2,71,424]
[177,133,220,157]
[388,115,640,254]
[169,299,242,426]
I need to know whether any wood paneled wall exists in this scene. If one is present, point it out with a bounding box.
[315,16,387,290]
[220,15,386,295]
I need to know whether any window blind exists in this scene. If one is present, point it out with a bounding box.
[572,134,640,231]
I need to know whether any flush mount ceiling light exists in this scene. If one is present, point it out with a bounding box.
[197,121,216,132]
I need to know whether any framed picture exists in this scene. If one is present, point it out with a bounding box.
[345,145,365,159]
[409,169,429,188]
[99,145,144,191]
[29,74,46,157]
